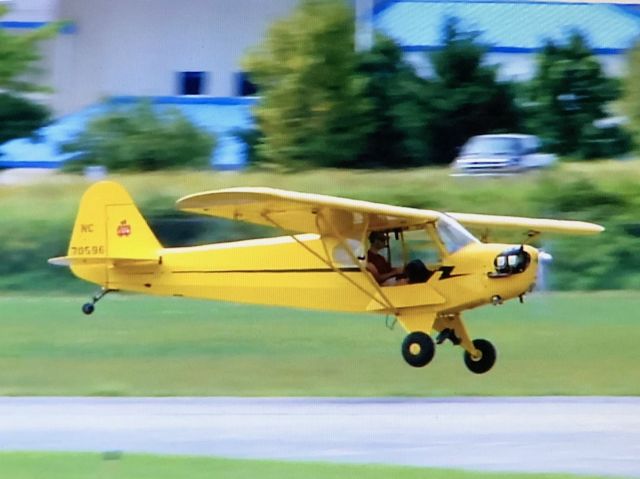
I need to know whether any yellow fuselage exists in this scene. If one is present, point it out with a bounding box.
[73,234,539,317]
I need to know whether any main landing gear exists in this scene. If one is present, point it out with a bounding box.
[401,332,435,367]
[463,339,496,374]
[82,288,113,315]
[399,315,497,374]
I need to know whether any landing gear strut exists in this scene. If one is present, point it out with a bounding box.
[396,313,498,373]
[82,288,112,315]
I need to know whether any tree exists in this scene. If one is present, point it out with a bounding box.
[355,34,431,168]
[0,5,63,93]
[0,5,63,145]
[422,17,521,165]
[622,41,640,154]
[63,102,216,172]
[0,93,49,144]
[526,31,624,158]
[242,0,372,169]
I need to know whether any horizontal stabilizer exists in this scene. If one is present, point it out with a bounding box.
[48,256,159,267]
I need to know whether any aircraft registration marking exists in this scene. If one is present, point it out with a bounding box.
[70,246,105,256]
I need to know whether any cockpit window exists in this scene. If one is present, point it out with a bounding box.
[391,228,441,266]
[436,216,479,254]
[332,239,364,266]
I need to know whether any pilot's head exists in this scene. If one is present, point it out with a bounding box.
[368,231,387,248]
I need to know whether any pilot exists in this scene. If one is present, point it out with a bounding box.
[366,231,407,285]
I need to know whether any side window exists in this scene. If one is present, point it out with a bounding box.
[524,137,539,154]
[178,71,207,96]
[391,228,441,267]
[235,72,258,96]
[332,239,364,266]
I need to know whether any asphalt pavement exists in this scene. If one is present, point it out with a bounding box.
[0,397,638,477]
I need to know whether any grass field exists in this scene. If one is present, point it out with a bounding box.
[0,291,638,396]
[0,453,622,479]
[3,161,636,220]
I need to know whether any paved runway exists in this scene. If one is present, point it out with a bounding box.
[0,397,638,477]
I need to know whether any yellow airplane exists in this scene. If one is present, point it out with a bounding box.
[49,181,604,374]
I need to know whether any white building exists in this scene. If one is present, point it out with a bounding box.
[5,0,640,115]
[3,0,299,114]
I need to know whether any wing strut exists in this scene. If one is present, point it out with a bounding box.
[260,212,397,314]
[316,213,398,315]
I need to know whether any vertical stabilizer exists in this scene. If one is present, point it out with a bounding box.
[67,181,162,262]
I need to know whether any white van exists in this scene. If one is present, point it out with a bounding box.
[452,134,556,175]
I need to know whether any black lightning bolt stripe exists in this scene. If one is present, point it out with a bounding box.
[437,266,469,280]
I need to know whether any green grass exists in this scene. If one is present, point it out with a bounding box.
[0,292,638,396]
[2,160,638,220]
[0,452,621,479]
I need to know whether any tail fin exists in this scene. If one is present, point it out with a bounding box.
[50,181,162,269]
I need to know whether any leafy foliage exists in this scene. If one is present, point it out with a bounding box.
[62,102,216,171]
[233,127,266,168]
[354,35,431,168]
[0,5,63,93]
[531,177,639,290]
[621,40,640,155]
[242,0,373,169]
[0,93,50,143]
[243,11,521,169]
[0,6,59,143]
[525,31,627,158]
[423,17,521,165]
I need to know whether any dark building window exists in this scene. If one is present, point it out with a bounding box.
[179,71,207,95]
[235,72,257,97]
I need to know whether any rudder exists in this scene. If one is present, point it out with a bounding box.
[67,181,162,262]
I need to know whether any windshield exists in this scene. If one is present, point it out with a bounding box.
[436,216,479,254]
[462,136,521,156]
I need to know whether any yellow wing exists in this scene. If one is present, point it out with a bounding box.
[447,212,604,236]
[176,186,604,238]
[176,187,444,237]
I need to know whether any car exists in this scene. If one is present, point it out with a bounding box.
[451,134,556,175]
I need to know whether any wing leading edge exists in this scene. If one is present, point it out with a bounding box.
[176,186,604,237]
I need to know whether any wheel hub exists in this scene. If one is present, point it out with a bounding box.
[470,350,483,362]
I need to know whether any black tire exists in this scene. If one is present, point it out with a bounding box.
[401,332,435,368]
[82,303,95,315]
[464,339,496,374]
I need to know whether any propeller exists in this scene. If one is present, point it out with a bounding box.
[535,248,553,292]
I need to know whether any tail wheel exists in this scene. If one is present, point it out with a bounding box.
[464,339,497,374]
[401,332,435,368]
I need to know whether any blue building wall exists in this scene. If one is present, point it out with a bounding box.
[0,97,257,170]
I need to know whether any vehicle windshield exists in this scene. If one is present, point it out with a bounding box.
[462,136,521,156]
[436,216,479,254]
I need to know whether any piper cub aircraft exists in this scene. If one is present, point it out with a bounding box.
[50,181,604,374]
